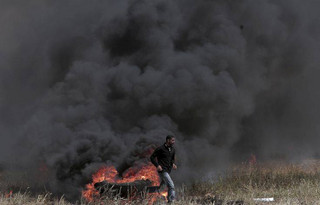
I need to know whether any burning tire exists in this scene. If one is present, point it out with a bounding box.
[94,179,160,198]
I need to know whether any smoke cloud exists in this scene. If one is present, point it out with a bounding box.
[1,0,320,199]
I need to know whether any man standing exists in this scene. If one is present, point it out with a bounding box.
[150,135,177,203]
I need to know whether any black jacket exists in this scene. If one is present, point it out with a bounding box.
[150,144,175,173]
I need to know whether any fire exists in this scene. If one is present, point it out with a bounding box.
[161,191,168,198]
[82,162,167,203]
[121,163,160,185]
[148,191,168,204]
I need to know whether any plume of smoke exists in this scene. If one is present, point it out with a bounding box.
[1,0,320,199]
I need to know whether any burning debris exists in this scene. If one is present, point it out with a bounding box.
[94,180,159,198]
[82,163,167,203]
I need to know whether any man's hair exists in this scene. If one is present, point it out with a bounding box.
[166,135,175,141]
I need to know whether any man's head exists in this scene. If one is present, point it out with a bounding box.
[166,135,175,147]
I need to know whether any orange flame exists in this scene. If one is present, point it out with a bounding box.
[148,191,167,204]
[161,191,168,198]
[82,162,167,203]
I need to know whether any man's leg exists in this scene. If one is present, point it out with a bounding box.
[157,178,165,193]
[159,172,175,202]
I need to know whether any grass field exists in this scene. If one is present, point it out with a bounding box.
[1,160,320,204]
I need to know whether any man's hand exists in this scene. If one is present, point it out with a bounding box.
[173,163,177,170]
[157,165,163,171]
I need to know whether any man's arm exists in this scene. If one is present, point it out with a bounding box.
[172,149,176,164]
[150,148,159,167]
[172,149,177,170]
[151,148,163,171]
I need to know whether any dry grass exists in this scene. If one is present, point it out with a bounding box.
[0,192,70,205]
[184,159,320,204]
[1,160,320,204]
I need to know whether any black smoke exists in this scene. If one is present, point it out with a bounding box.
[1,0,320,200]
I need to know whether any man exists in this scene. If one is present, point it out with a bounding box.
[150,135,177,203]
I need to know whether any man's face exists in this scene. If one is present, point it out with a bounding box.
[167,138,175,146]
